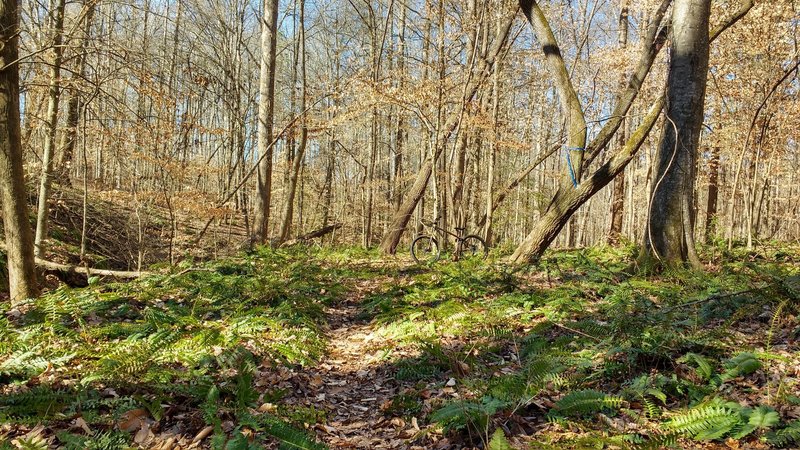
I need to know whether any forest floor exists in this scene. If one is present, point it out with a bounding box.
[1,244,800,449]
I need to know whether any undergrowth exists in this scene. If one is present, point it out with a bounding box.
[366,244,800,448]
[0,246,341,449]
[1,243,798,449]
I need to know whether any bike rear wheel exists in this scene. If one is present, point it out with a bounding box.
[459,235,488,260]
[411,235,441,264]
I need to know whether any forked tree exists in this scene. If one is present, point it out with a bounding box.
[508,0,753,263]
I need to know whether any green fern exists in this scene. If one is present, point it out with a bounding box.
[765,420,800,448]
[780,275,800,301]
[263,416,328,450]
[56,430,130,450]
[0,346,74,379]
[677,353,714,382]
[637,433,678,449]
[488,429,513,450]
[720,352,761,382]
[664,400,742,441]
[747,406,780,429]
[0,385,72,420]
[623,375,669,418]
[551,389,623,417]
[430,397,505,433]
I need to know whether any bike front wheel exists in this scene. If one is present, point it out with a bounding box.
[459,235,488,260]
[411,235,441,264]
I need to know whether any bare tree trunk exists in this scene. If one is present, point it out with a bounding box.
[484,11,502,245]
[704,143,720,243]
[642,0,710,269]
[33,0,66,258]
[322,136,335,228]
[608,1,629,245]
[56,0,95,184]
[278,0,307,244]
[252,0,279,243]
[1,0,40,301]
[392,4,406,213]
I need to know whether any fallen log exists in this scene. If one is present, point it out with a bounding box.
[0,243,148,279]
[35,258,149,278]
[281,223,342,247]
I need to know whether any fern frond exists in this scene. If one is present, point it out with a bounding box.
[765,420,800,447]
[552,390,623,417]
[677,353,714,381]
[637,433,678,449]
[263,417,328,450]
[0,346,73,378]
[488,429,513,450]
[721,352,761,382]
[664,402,741,441]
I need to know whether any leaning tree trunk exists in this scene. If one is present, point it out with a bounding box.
[252,0,279,243]
[641,0,710,269]
[510,100,664,263]
[0,0,40,301]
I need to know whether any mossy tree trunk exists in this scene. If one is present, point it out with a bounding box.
[509,0,753,263]
[510,0,669,263]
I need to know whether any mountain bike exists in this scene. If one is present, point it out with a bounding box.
[411,218,488,264]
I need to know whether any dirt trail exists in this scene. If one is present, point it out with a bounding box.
[279,274,449,450]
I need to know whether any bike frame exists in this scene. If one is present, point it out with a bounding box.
[420,220,472,259]
[421,220,466,242]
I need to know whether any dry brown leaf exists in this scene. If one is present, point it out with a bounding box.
[72,416,92,434]
[133,422,152,444]
[117,408,148,432]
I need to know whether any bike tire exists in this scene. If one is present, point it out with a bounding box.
[411,235,441,264]
[460,235,488,260]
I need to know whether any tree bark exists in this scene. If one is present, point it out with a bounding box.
[519,1,587,186]
[509,99,664,263]
[704,143,719,243]
[608,2,629,245]
[252,0,279,243]
[278,0,308,245]
[642,0,710,269]
[55,0,95,185]
[33,0,66,258]
[392,4,406,213]
[0,0,40,301]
